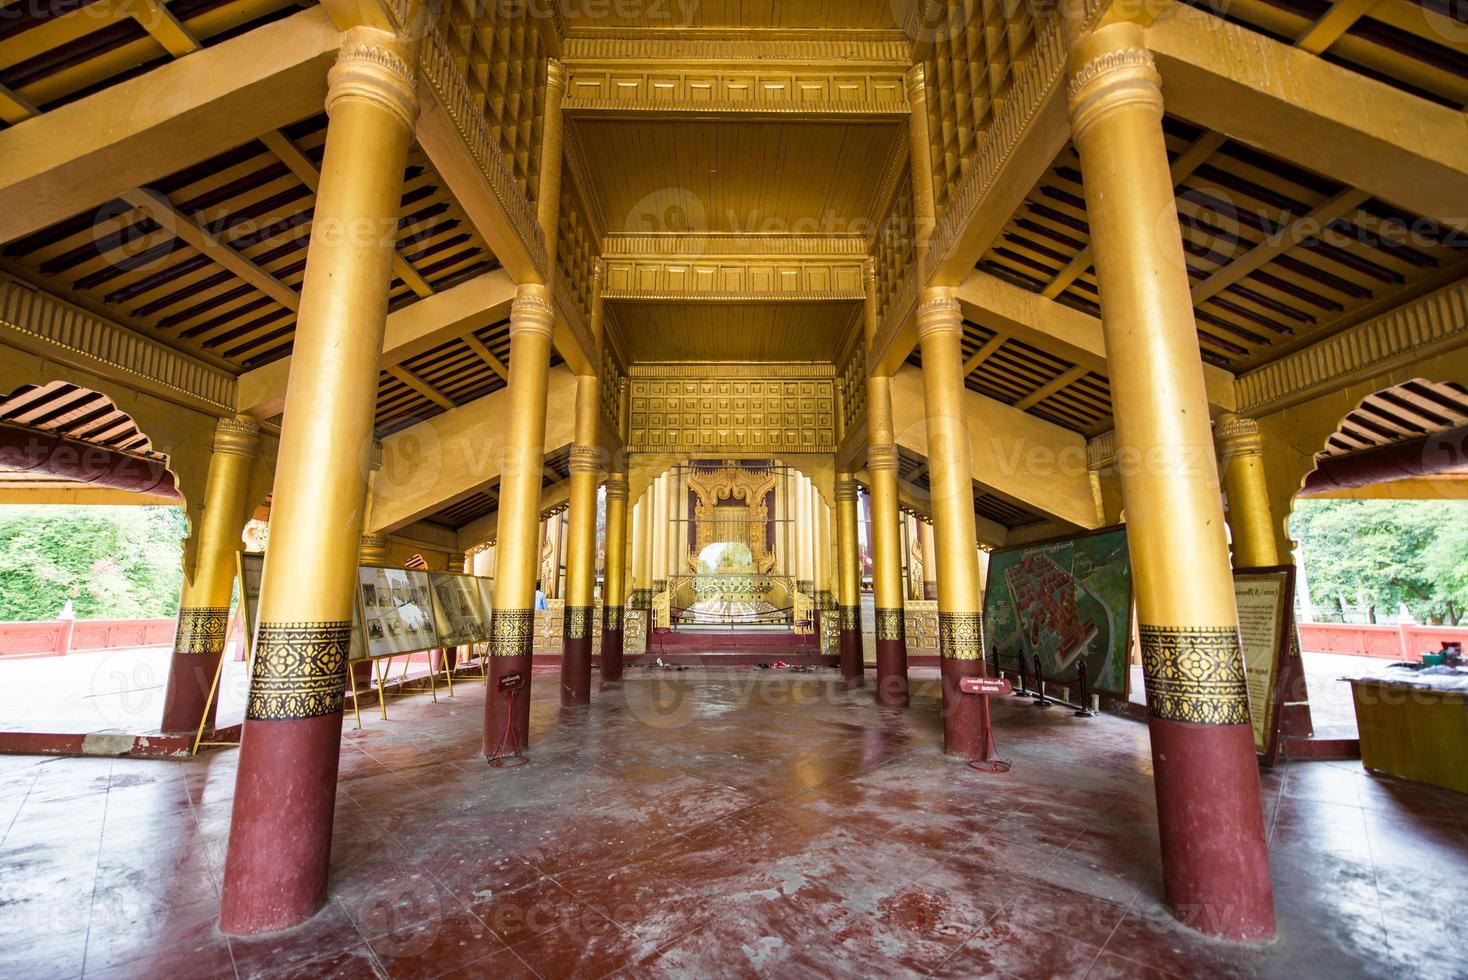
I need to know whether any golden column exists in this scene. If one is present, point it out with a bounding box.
[905,64,938,264]
[916,289,989,757]
[865,264,908,707]
[560,386,601,705]
[560,256,603,704]
[1069,21,1273,941]
[630,490,649,617]
[651,473,668,591]
[919,520,938,600]
[835,474,863,683]
[220,27,418,937]
[160,415,260,733]
[483,283,556,757]
[602,469,630,682]
[1215,414,1280,568]
[537,58,567,260]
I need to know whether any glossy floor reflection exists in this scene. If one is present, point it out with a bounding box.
[1,665,1465,979]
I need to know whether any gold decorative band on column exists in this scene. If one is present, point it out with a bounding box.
[564,605,593,640]
[604,606,624,631]
[245,622,352,721]
[490,609,534,658]
[875,607,905,641]
[510,286,556,339]
[835,479,858,502]
[327,28,419,131]
[839,605,861,631]
[605,477,629,502]
[568,444,601,475]
[1215,413,1265,462]
[174,606,230,655]
[1139,625,1251,726]
[914,289,962,338]
[938,611,984,661]
[1067,39,1161,143]
[868,443,898,473]
[213,416,261,458]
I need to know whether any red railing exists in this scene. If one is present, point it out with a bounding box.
[1298,622,1468,661]
[0,617,176,659]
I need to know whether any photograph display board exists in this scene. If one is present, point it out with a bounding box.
[429,572,491,647]
[476,578,495,624]
[983,526,1133,695]
[240,552,364,661]
[1234,566,1296,764]
[358,566,439,658]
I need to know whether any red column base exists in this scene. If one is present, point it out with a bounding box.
[484,654,532,759]
[1149,716,1276,942]
[561,637,592,705]
[874,639,909,707]
[160,649,223,734]
[219,713,342,935]
[940,657,987,758]
[601,628,625,685]
[838,630,863,684]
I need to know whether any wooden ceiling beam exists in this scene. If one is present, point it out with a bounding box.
[1014,364,1091,412]
[121,187,301,312]
[386,365,455,411]
[237,269,516,417]
[1147,2,1468,227]
[1042,130,1226,300]
[118,0,203,57]
[0,83,38,125]
[962,333,1009,377]
[462,333,511,382]
[0,7,339,246]
[958,268,1238,413]
[1294,0,1381,55]
[1191,187,1373,305]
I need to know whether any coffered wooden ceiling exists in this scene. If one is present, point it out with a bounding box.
[895,446,1049,530]
[559,0,910,31]
[573,119,901,237]
[2,114,500,372]
[608,302,860,363]
[979,116,1468,374]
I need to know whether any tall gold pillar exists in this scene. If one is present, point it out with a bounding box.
[865,264,908,706]
[1216,414,1280,568]
[795,475,813,595]
[919,520,938,600]
[1069,21,1273,940]
[905,65,937,264]
[161,415,260,733]
[220,27,418,936]
[561,377,601,705]
[916,289,989,757]
[835,474,863,683]
[484,283,556,755]
[651,473,668,590]
[602,470,629,682]
[350,443,389,694]
[537,58,567,253]
[630,490,649,616]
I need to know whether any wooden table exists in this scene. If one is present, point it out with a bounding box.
[1350,678,1468,794]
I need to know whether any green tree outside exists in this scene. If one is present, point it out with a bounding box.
[0,505,188,622]
[1290,498,1468,625]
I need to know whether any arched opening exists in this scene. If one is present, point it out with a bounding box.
[0,381,192,735]
[1286,379,1468,740]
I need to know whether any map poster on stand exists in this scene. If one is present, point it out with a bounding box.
[1233,566,1296,766]
[430,572,491,647]
[983,525,1133,696]
[358,566,439,658]
[239,552,365,661]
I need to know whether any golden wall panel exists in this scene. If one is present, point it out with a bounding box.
[628,377,837,454]
[565,67,907,113]
[602,259,865,300]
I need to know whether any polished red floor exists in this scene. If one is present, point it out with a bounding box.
[1,665,1465,979]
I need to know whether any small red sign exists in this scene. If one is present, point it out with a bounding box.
[960,677,1013,697]
[498,671,525,693]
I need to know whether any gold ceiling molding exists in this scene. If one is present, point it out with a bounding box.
[413,19,548,282]
[627,376,838,454]
[601,259,866,301]
[628,362,836,378]
[0,280,236,415]
[601,236,868,257]
[1237,278,1468,417]
[562,34,912,66]
[563,127,608,241]
[563,66,908,117]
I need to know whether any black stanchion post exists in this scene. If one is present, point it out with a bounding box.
[1013,648,1029,697]
[1031,654,1051,708]
[1074,660,1098,717]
